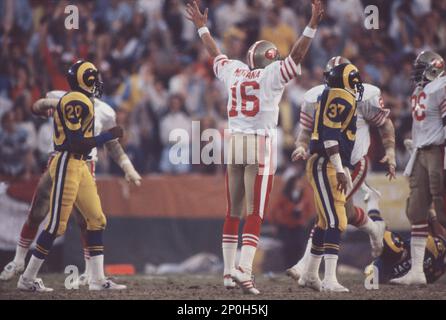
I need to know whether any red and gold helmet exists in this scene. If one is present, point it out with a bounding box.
[412,51,445,86]
[246,40,281,70]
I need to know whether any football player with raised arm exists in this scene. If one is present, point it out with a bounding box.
[186,0,324,294]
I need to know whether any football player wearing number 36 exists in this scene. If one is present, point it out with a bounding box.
[392,51,446,286]
[186,0,324,294]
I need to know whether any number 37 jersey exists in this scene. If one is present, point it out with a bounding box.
[213,54,301,135]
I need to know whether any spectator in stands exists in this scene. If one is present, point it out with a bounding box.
[159,94,192,174]
[0,0,445,177]
[260,7,296,56]
[0,110,34,178]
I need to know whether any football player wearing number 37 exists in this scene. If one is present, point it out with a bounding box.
[186,0,324,294]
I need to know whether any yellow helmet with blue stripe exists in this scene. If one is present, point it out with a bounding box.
[326,63,364,101]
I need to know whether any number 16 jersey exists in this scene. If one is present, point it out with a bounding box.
[213,54,301,135]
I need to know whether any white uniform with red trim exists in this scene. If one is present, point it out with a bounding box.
[45,91,117,174]
[300,83,389,197]
[214,54,301,135]
[410,76,446,149]
[214,54,301,219]
[404,76,446,175]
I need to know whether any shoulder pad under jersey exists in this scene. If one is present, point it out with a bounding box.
[424,76,446,95]
[304,84,325,104]
[46,90,67,99]
[361,83,381,101]
[94,99,116,119]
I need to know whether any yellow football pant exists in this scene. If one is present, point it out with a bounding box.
[46,152,106,236]
[306,154,347,232]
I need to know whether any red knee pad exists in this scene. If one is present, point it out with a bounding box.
[350,207,367,228]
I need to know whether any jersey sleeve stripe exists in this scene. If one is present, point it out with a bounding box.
[300,112,313,129]
[300,119,313,130]
[441,101,446,114]
[370,109,390,126]
[213,55,229,76]
[285,57,300,78]
[282,60,293,81]
[369,112,384,125]
[279,62,289,82]
[214,54,228,64]
[300,111,313,122]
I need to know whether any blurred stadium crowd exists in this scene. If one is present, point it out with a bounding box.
[0,0,446,179]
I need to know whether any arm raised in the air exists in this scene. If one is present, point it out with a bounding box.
[186,1,221,59]
[289,0,324,66]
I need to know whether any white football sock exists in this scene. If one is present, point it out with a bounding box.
[239,245,256,275]
[366,194,380,213]
[358,217,377,236]
[83,248,90,276]
[13,245,29,266]
[294,237,312,270]
[84,258,90,277]
[305,253,322,276]
[89,255,106,283]
[323,254,338,282]
[222,242,238,275]
[22,255,44,280]
[411,237,427,273]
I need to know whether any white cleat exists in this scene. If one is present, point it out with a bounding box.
[17,275,53,292]
[231,267,260,295]
[286,264,303,281]
[321,280,349,293]
[89,278,127,291]
[223,274,237,289]
[390,271,427,286]
[0,261,24,281]
[370,220,386,258]
[297,273,321,292]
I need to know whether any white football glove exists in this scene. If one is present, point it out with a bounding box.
[291,146,308,162]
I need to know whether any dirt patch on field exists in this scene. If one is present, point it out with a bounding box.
[1,274,445,300]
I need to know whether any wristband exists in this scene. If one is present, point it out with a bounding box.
[94,131,114,147]
[303,26,317,38]
[198,26,210,38]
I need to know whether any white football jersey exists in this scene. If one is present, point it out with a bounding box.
[300,83,389,165]
[46,90,117,161]
[410,76,446,148]
[214,54,301,135]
